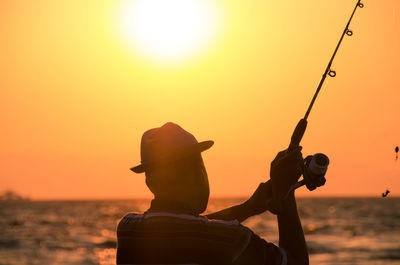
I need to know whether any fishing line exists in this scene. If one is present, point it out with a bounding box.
[382,146,398,197]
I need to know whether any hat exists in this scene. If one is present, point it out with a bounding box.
[131,122,214,173]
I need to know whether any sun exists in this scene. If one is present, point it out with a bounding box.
[116,0,220,63]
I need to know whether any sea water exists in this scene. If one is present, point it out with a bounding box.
[0,198,399,265]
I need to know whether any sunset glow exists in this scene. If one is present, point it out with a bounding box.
[0,0,399,199]
[116,0,220,62]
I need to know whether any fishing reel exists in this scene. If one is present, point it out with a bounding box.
[269,152,329,214]
[302,153,329,190]
[284,119,330,194]
[285,153,330,197]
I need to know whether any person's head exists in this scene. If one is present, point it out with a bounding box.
[130,122,213,214]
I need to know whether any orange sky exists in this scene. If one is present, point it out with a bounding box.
[1,0,399,199]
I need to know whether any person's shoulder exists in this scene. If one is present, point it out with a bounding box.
[203,219,284,265]
[120,212,142,221]
[117,212,144,230]
[231,230,285,265]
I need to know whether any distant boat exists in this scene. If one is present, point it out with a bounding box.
[0,190,30,201]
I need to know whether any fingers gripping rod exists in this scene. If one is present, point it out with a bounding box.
[288,0,364,191]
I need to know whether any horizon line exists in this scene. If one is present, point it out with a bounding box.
[14,195,400,201]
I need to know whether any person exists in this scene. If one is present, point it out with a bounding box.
[117,122,308,265]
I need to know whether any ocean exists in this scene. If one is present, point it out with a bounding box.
[0,198,399,265]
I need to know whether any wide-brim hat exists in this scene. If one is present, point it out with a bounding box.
[131,122,214,173]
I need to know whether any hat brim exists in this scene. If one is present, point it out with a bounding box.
[130,140,214,174]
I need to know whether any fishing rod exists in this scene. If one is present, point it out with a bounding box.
[286,0,365,192]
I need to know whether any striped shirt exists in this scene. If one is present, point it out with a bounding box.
[117,212,286,265]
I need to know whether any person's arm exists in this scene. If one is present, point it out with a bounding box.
[206,181,272,222]
[277,192,308,265]
[270,147,309,265]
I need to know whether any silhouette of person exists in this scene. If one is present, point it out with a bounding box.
[117,122,308,265]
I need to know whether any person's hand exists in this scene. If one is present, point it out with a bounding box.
[243,181,272,216]
[269,147,303,214]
